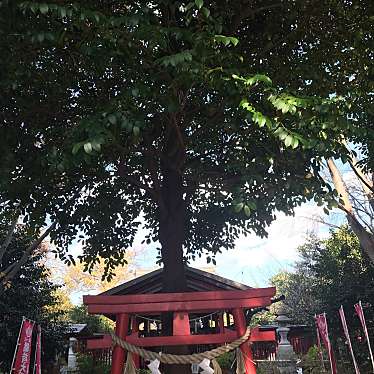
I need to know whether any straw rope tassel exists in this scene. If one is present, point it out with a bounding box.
[236,349,246,374]
[212,359,222,374]
[123,352,136,374]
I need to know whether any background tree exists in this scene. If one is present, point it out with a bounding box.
[48,248,141,302]
[0,210,56,295]
[0,220,67,373]
[271,227,374,371]
[68,304,114,334]
[327,157,374,260]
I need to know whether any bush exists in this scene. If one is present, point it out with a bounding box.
[300,346,328,373]
[76,353,110,374]
[216,351,235,369]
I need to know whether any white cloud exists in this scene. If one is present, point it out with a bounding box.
[197,203,327,286]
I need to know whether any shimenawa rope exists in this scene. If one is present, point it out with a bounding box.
[110,326,251,365]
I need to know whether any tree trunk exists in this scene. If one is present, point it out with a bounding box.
[159,166,190,374]
[159,166,187,294]
[327,158,374,262]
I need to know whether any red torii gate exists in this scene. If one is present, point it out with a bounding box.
[84,286,276,374]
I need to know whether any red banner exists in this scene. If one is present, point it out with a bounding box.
[12,318,35,374]
[355,301,374,371]
[33,325,42,374]
[315,313,337,374]
[339,306,360,373]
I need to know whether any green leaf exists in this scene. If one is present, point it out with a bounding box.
[279,131,288,141]
[230,37,239,46]
[59,7,67,18]
[195,0,204,9]
[247,202,256,210]
[108,114,117,125]
[214,35,238,47]
[292,138,299,149]
[233,202,244,213]
[258,115,266,127]
[39,3,49,14]
[91,140,101,152]
[84,142,93,154]
[284,135,293,147]
[72,143,82,155]
[133,126,140,137]
[244,205,251,217]
[201,7,210,17]
[37,33,44,43]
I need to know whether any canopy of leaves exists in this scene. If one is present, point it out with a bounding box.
[0,0,372,278]
[0,221,67,372]
[272,226,374,371]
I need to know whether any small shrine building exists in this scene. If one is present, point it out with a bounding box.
[83,266,278,374]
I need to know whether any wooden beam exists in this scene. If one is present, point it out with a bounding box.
[83,287,276,306]
[87,296,273,314]
[86,328,276,349]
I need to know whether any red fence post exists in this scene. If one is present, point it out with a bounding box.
[132,316,140,369]
[111,313,129,374]
[232,308,256,374]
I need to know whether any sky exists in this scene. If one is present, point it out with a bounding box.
[62,200,345,304]
[113,202,336,288]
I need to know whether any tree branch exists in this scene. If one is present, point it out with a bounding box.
[231,2,283,33]
[0,221,57,295]
[327,158,374,261]
[0,211,19,265]
[348,159,374,212]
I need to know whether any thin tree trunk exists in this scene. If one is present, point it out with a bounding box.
[349,156,374,211]
[327,158,374,262]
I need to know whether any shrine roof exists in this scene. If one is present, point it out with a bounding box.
[100,266,251,296]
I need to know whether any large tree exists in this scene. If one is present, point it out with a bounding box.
[0,1,372,298]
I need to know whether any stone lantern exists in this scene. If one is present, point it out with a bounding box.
[275,305,298,373]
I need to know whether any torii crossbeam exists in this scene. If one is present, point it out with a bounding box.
[84,287,276,374]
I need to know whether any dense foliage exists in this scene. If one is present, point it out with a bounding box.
[0,0,373,294]
[0,221,67,372]
[272,227,374,372]
[76,353,111,374]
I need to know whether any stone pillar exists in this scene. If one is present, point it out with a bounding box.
[275,306,298,374]
[67,337,77,372]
